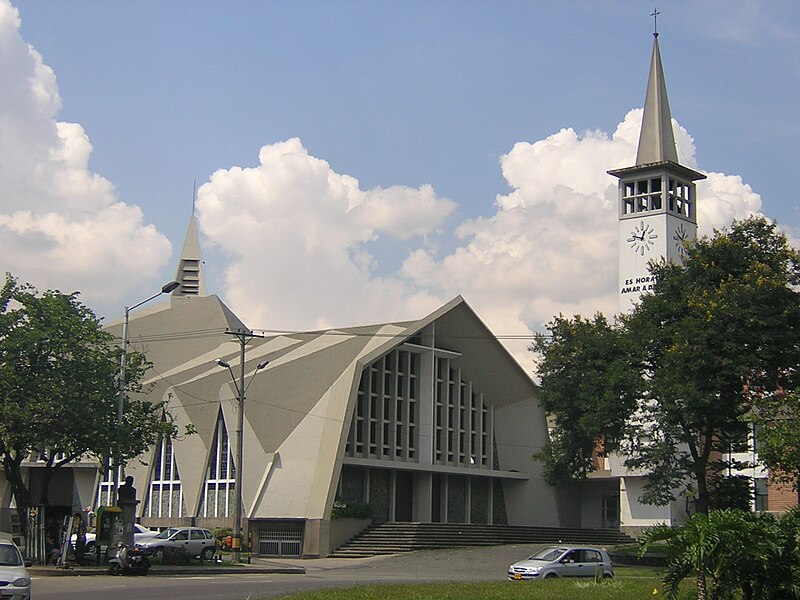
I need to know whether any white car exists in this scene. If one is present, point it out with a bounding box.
[72,523,155,554]
[0,534,31,600]
[508,545,614,581]
[135,527,216,560]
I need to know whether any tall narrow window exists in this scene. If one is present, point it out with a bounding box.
[145,433,186,518]
[96,465,117,508]
[199,412,236,518]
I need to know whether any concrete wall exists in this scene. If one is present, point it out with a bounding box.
[494,397,560,526]
[619,476,673,529]
[328,518,371,553]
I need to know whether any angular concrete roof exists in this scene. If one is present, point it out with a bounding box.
[109,292,541,520]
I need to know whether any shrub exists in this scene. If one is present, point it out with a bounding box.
[331,501,372,520]
[211,527,231,547]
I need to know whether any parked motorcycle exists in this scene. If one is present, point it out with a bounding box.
[108,543,151,575]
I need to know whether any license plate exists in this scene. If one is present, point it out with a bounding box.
[514,573,521,580]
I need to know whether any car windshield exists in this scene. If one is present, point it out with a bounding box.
[0,544,22,566]
[154,528,178,539]
[528,547,568,562]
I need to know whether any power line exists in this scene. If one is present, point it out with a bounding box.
[112,325,800,346]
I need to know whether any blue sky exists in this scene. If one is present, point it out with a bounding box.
[3,0,799,365]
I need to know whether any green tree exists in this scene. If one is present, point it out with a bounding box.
[533,217,800,513]
[532,314,641,484]
[750,392,800,488]
[0,274,181,531]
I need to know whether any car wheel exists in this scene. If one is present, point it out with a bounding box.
[603,572,614,579]
[201,547,215,561]
[544,572,558,579]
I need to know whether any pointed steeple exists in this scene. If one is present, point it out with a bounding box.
[609,29,706,315]
[636,34,679,165]
[172,212,206,301]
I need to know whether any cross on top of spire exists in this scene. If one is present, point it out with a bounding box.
[652,7,660,37]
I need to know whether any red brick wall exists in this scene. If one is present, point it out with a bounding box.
[768,477,799,512]
[592,438,606,471]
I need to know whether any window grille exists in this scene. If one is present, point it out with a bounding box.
[258,525,302,557]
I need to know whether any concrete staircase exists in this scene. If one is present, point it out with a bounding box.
[329,522,636,557]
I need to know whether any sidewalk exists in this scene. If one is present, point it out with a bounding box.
[29,557,307,577]
[28,552,395,577]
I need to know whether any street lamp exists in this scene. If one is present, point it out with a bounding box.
[215,338,267,562]
[113,280,180,501]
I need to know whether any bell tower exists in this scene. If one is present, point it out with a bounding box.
[608,31,705,313]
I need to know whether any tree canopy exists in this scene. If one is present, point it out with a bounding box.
[532,314,641,484]
[0,274,180,522]
[533,217,800,513]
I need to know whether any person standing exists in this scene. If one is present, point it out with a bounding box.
[73,513,87,565]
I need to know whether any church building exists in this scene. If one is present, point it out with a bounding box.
[89,217,560,557]
[3,28,792,554]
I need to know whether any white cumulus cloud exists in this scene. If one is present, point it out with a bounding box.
[196,137,454,330]
[1,0,768,364]
[397,109,765,366]
[197,110,764,370]
[0,0,171,311]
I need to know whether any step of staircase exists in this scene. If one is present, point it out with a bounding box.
[329,522,636,558]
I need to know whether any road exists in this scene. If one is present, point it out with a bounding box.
[32,544,533,600]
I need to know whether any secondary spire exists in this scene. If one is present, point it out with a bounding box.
[172,193,207,301]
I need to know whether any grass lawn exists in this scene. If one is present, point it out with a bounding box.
[271,566,688,600]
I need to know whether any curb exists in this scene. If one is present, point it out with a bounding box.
[30,565,306,577]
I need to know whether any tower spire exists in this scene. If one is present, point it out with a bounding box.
[609,29,705,314]
[635,32,678,166]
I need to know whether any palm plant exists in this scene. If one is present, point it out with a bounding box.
[740,508,800,600]
[640,509,764,600]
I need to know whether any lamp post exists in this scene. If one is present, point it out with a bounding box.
[113,280,180,501]
[215,329,266,562]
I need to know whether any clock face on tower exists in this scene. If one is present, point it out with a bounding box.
[627,221,658,255]
[673,223,688,256]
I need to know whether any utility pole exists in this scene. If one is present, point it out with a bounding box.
[217,328,266,562]
[114,281,179,501]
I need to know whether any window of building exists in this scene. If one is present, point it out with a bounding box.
[144,433,186,519]
[434,356,492,468]
[96,465,116,508]
[754,478,768,512]
[348,349,419,461]
[199,412,236,518]
[622,177,664,215]
[667,177,693,218]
